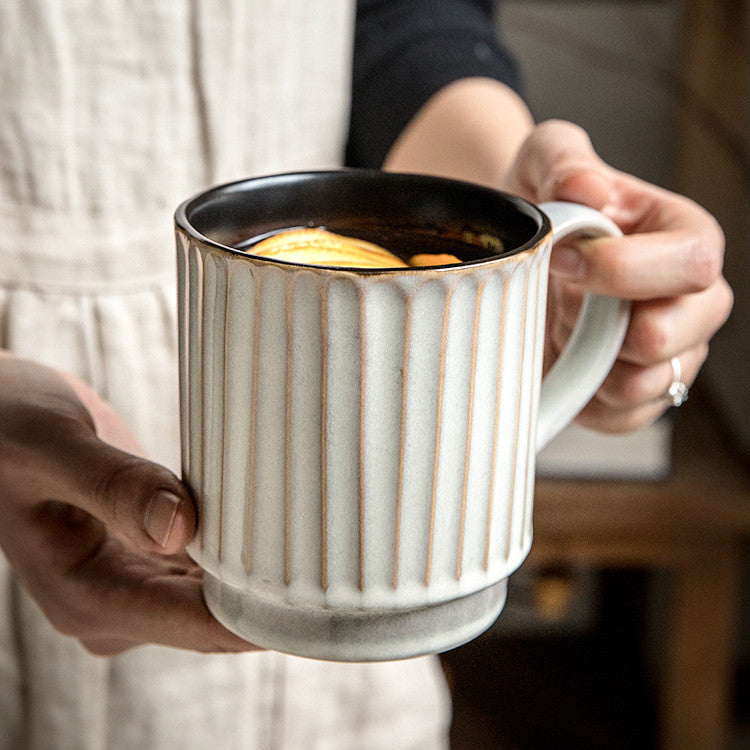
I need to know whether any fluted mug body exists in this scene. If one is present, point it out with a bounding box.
[175,171,629,660]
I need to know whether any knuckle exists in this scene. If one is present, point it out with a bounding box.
[92,456,143,511]
[589,244,632,296]
[538,118,589,143]
[92,455,176,537]
[626,316,670,363]
[717,277,735,321]
[686,221,725,291]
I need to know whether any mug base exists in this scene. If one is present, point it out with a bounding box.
[202,574,508,662]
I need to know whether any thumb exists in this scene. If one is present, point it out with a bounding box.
[39,423,195,555]
[512,119,615,209]
[1,355,195,555]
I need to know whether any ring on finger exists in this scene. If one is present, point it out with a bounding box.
[666,356,689,407]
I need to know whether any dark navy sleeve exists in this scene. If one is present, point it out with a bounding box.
[345,0,523,168]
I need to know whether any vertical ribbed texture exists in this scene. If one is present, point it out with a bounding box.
[180,239,549,611]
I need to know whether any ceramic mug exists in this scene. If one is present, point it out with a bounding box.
[174,170,630,661]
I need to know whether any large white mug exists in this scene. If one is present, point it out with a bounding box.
[174,170,630,661]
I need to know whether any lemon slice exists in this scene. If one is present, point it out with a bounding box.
[249,228,408,269]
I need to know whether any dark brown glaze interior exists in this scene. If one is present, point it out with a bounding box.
[177,170,549,269]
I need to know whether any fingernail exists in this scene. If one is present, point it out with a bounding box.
[144,491,182,548]
[550,244,585,280]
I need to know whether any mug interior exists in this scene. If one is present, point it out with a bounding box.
[176,170,549,269]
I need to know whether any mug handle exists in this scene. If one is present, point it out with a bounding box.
[535,201,631,450]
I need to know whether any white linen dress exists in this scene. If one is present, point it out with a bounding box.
[0,2,451,747]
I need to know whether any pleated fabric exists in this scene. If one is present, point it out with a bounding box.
[0,1,451,747]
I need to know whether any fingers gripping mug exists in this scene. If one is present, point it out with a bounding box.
[175,171,630,661]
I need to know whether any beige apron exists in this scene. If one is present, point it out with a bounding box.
[0,2,451,747]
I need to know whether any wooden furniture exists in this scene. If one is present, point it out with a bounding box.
[529,389,750,750]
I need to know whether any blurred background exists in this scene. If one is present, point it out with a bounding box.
[441,1,750,748]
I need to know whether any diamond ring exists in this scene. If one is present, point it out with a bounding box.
[667,356,689,407]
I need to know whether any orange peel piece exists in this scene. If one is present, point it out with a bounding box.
[407,253,461,267]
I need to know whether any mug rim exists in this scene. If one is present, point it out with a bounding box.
[174,169,552,273]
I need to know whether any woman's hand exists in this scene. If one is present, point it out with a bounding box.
[504,120,734,432]
[0,353,255,656]
[384,80,732,433]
